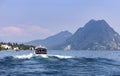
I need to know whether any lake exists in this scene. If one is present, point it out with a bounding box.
[0,50,120,76]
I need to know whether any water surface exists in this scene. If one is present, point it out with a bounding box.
[0,50,120,76]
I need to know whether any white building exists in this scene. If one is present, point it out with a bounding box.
[1,44,12,50]
[13,47,19,51]
[64,45,71,50]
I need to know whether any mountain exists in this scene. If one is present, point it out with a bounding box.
[63,19,120,50]
[26,31,72,49]
[26,19,120,50]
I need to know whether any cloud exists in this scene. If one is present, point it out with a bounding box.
[0,26,23,36]
[0,25,52,42]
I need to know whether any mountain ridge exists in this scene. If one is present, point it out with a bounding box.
[26,19,120,50]
[26,31,72,49]
[63,19,120,50]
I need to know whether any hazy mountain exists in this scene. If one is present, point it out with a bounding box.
[26,19,120,50]
[64,19,120,50]
[26,31,72,49]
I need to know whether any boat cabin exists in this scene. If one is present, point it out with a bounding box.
[35,46,47,54]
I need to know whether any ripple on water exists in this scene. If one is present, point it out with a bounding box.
[0,51,120,76]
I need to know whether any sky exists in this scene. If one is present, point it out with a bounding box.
[0,0,120,42]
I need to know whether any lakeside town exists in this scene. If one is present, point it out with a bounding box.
[0,42,35,51]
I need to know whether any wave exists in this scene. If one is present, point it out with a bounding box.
[50,55,74,59]
[10,52,120,62]
[13,53,34,59]
[1,53,120,68]
[13,53,74,59]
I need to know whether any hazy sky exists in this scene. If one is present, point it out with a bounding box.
[0,0,120,42]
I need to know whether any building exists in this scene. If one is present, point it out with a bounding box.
[1,44,12,50]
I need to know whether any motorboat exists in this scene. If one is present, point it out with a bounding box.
[35,45,47,54]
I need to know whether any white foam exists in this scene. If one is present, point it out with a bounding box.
[35,54,48,58]
[13,52,74,59]
[51,55,74,59]
[13,53,33,59]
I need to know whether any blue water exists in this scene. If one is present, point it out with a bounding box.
[0,50,120,76]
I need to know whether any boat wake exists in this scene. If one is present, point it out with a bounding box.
[13,53,34,59]
[1,51,120,76]
[13,53,74,59]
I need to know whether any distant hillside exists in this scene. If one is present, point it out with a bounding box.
[63,20,120,50]
[26,31,72,49]
[26,19,120,50]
